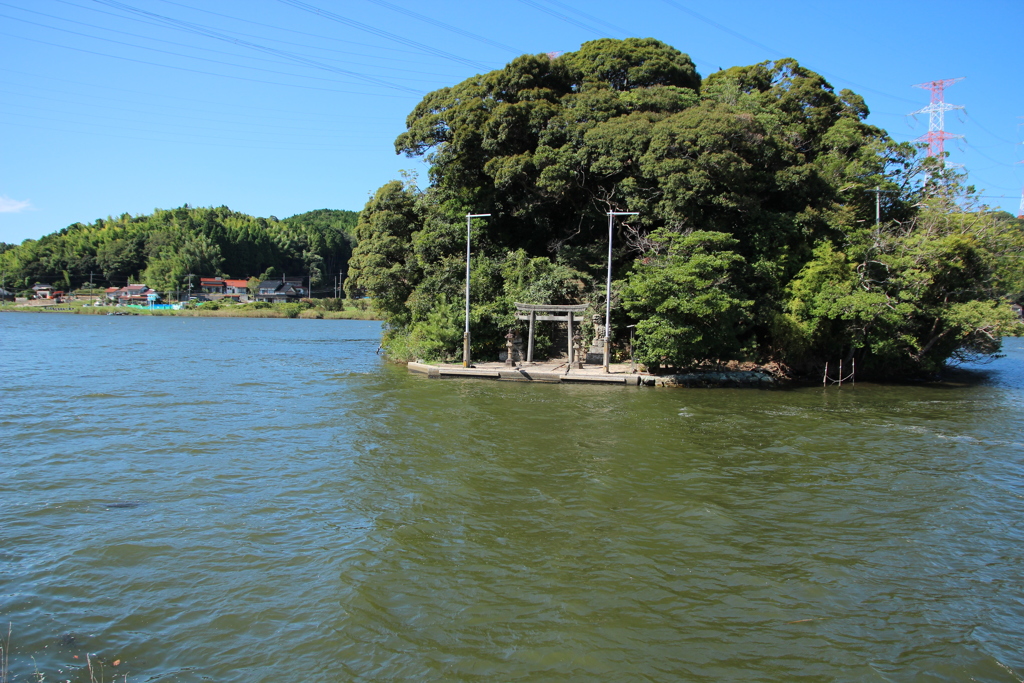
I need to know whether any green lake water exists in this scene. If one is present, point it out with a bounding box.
[2,312,1023,682]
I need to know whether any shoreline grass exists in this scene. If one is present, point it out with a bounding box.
[0,301,380,321]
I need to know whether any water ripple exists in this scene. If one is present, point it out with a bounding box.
[2,315,1024,681]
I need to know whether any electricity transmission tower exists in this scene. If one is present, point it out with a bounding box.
[910,77,965,159]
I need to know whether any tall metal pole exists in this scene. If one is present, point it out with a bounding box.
[464,213,491,367]
[604,211,639,373]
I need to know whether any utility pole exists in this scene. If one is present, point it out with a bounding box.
[910,78,965,161]
[187,273,194,301]
[604,211,639,373]
[463,213,492,367]
[865,187,884,225]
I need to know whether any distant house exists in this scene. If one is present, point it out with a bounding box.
[223,279,249,301]
[200,278,226,295]
[107,284,159,304]
[32,283,55,299]
[256,277,307,303]
[0,287,15,302]
[195,276,250,301]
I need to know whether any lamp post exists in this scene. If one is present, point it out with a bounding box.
[464,213,491,367]
[604,211,639,373]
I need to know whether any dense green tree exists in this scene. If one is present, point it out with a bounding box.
[143,233,224,292]
[96,237,142,283]
[777,183,1023,374]
[345,181,420,324]
[621,230,750,370]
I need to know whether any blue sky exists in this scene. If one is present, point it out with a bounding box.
[1,0,1022,244]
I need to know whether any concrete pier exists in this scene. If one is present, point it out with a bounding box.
[407,360,781,388]
[408,360,644,385]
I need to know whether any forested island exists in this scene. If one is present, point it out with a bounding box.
[344,37,1024,378]
[0,206,358,296]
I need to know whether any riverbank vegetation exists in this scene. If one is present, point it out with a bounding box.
[1,297,378,320]
[345,38,1024,378]
[0,206,358,296]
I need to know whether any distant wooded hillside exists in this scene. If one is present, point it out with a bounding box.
[0,206,358,294]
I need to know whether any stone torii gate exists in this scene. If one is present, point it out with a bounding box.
[514,302,589,364]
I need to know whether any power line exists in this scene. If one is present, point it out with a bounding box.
[86,0,423,94]
[0,18,423,94]
[508,0,720,70]
[656,0,922,106]
[0,105,392,143]
[41,0,477,80]
[3,118,391,152]
[531,0,633,37]
[963,110,1021,146]
[0,83,395,127]
[126,0,445,60]
[1,2,466,81]
[960,142,1022,169]
[963,174,1022,194]
[512,0,615,38]
[0,68,398,123]
[0,30,417,98]
[659,0,783,58]
[275,0,492,71]
[360,0,525,55]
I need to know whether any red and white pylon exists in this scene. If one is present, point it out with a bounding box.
[911,78,965,159]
